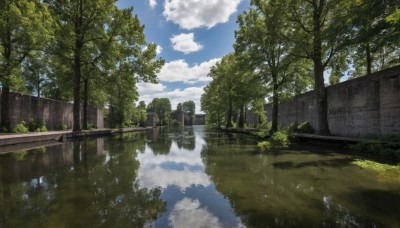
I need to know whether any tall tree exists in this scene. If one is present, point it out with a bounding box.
[0,0,53,131]
[45,0,116,132]
[235,0,302,132]
[147,98,172,126]
[348,0,400,77]
[288,0,350,135]
[182,100,195,125]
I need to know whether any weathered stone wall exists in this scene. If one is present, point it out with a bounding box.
[265,66,400,137]
[1,92,103,130]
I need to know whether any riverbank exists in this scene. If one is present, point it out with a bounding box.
[0,127,152,151]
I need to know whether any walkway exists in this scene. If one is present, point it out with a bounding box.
[0,127,152,151]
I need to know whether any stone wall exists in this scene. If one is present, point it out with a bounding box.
[265,66,400,137]
[1,92,103,130]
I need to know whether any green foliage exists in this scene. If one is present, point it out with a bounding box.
[270,130,290,148]
[349,134,400,162]
[56,124,68,131]
[293,122,315,134]
[12,121,29,133]
[147,98,172,126]
[257,141,271,152]
[26,118,47,132]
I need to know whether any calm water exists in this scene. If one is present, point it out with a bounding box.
[0,126,399,227]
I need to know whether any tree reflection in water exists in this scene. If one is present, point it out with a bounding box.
[0,136,166,227]
[201,131,400,227]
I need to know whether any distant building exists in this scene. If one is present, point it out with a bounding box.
[170,111,185,126]
[193,114,206,125]
[146,112,159,127]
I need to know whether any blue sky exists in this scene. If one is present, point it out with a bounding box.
[117,0,250,113]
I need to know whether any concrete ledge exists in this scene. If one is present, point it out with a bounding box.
[293,133,362,143]
[0,131,69,148]
[0,127,154,149]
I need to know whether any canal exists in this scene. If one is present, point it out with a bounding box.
[0,126,399,227]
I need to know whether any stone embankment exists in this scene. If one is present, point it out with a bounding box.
[0,127,152,153]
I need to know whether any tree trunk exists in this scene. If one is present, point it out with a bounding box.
[1,87,10,131]
[83,79,88,129]
[271,76,279,134]
[73,44,82,132]
[313,2,330,135]
[73,2,83,132]
[226,95,233,128]
[238,100,245,128]
[366,42,372,76]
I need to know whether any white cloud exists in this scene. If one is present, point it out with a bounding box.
[163,0,242,29]
[170,33,203,54]
[156,45,163,55]
[139,86,205,113]
[137,82,166,95]
[149,0,157,9]
[169,198,222,228]
[158,58,220,84]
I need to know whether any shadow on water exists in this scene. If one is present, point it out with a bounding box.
[272,158,354,170]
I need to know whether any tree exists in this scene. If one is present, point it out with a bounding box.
[0,0,53,131]
[138,101,146,110]
[182,100,195,125]
[147,98,172,126]
[235,0,295,133]
[348,0,400,78]
[45,1,163,131]
[176,103,183,112]
[288,0,351,135]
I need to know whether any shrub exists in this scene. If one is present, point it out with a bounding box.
[26,118,47,132]
[56,124,68,130]
[349,134,400,162]
[257,141,271,152]
[270,130,289,148]
[294,122,315,134]
[13,121,29,133]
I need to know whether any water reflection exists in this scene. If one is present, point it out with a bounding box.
[201,132,400,227]
[1,127,399,227]
[138,126,244,227]
[0,136,166,227]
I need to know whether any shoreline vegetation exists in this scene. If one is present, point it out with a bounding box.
[217,123,400,165]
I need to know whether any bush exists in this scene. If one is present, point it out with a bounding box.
[294,122,315,134]
[13,121,29,133]
[56,124,68,130]
[270,130,289,148]
[349,134,400,162]
[257,141,271,152]
[26,118,47,132]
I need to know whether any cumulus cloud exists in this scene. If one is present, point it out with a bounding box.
[158,58,220,84]
[169,198,222,228]
[149,0,157,9]
[163,0,242,29]
[170,33,203,54]
[137,82,166,95]
[156,45,163,55]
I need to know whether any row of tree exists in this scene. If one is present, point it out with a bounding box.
[201,0,399,134]
[0,0,164,131]
[146,98,196,126]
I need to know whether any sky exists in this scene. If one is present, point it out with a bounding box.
[116,0,250,113]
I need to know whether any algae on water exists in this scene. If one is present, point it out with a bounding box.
[352,159,400,182]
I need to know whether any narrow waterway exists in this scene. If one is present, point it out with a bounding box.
[0,126,399,227]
